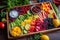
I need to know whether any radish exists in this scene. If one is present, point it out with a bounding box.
[36,28,39,32]
[36,26,41,30]
[36,22,41,26]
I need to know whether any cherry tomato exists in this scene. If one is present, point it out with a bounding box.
[29,26,35,32]
[30,20,36,26]
[0,22,5,29]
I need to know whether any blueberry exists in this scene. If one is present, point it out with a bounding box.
[49,23,53,25]
[48,18,53,22]
[47,25,54,29]
[44,18,48,22]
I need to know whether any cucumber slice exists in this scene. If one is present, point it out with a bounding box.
[23,30,27,34]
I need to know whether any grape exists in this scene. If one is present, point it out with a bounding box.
[47,24,54,29]
[44,18,54,29]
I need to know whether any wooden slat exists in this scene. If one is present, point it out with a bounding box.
[8,28,60,39]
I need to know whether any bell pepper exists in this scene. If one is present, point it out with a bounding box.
[24,19,32,24]
[21,21,26,26]
[11,26,22,37]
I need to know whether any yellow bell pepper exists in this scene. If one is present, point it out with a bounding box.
[21,21,26,26]
[34,15,39,19]
[24,19,32,24]
[11,26,22,37]
[48,14,54,18]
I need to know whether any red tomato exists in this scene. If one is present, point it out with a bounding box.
[0,22,5,29]
[29,26,35,32]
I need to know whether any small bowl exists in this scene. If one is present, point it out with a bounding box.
[9,10,18,18]
[31,5,41,14]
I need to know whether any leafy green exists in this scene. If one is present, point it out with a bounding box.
[0,6,6,9]
[30,33,43,40]
[0,10,6,21]
[0,0,30,10]
[18,15,25,21]
[30,33,40,40]
[10,22,16,28]
[7,0,11,10]
[52,3,60,20]
[34,34,40,40]
[14,18,20,26]
[0,12,6,18]
[7,0,30,10]
[23,0,30,5]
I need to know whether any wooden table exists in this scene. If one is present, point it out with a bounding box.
[0,27,60,40]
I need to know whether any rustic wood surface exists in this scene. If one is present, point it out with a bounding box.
[0,27,60,40]
[0,1,60,40]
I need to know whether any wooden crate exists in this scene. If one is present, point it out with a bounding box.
[6,2,60,39]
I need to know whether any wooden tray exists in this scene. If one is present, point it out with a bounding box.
[6,2,60,39]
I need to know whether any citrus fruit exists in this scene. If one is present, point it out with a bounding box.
[53,19,60,28]
[41,35,49,40]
